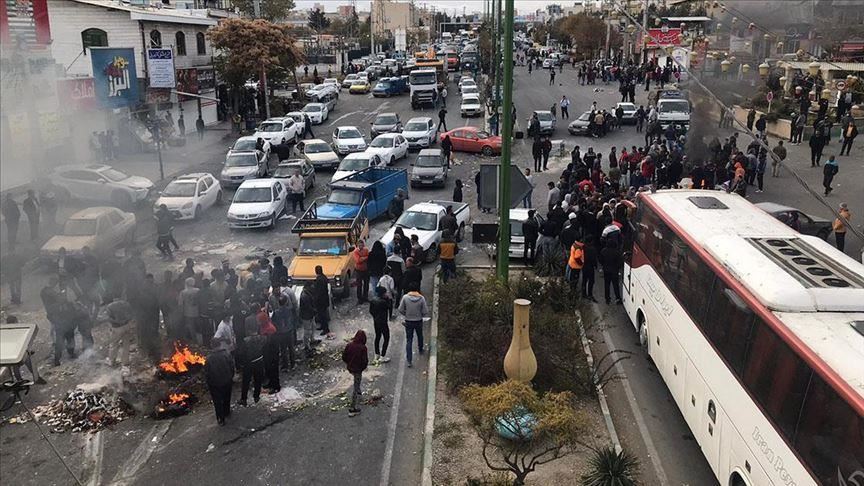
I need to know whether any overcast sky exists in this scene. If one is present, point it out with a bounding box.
[294,0,577,15]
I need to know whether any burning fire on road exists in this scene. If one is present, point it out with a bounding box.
[154,392,197,419]
[158,342,206,376]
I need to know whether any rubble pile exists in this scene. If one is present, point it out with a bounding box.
[14,389,134,433]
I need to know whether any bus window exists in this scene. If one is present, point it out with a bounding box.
[702,283,756,374]
[677,245,715,323]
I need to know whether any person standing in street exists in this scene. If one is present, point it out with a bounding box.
[567,240,584,291]
[791,112,806,144]
[840,121,858,156]
[41,276,73,366]
[313,265,333,339]
[178,277,200,344]
[441,135,453,168]
[522,168,533,208]
[398,282,428,368]
[560,96,570,119]
[810,132,826,167]
[755,148,768,193]
[22,190,39,241]
[238,312,266,406]
[370,287,391,364]
[755,114,767,139]
[353,239,370,303]
[303,113,314,139]
[581,236,598,302]
[452,179,463,203]
[177,114,185,137]
[439,231,459,282]
[287,170,306,213]
[195,117,205,140]
[833,203,851,253]
[746,108,756,132]
[532,138,543,172]
[541,137,552,171]
[546,181,560,213]
[204,345,234,425]
[106,297,134,373]
[549,68,556,86]
[41,191,57,234]
[437,107,448,132]
[523,210,539,263]
[299,284,319,356]
[440,86,448,107]
[4,251,24,305]
[822,155,839,196]
[131,273,161,362]
[771,141,787,177]
[599,239,623,305]
[342,330,368,417]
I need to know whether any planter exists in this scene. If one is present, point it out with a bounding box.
[732,105,792,139]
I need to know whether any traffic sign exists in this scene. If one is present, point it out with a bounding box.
[766,91,774,102]
[836,81,846,91]
[478,164,533,209]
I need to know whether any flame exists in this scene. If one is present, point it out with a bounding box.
[168,393,190,404]
[158,342,206,374]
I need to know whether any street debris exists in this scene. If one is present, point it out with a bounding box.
[10,388,134,433]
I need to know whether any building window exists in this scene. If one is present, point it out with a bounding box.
[175,31,186,56]
[81,28,108,54]
[150,29,162,48]
[196,32,206,55]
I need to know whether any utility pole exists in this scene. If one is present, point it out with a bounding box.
[493,0,502,111]
[642,0,649,63]
[253,0,270,118]
[495,0,515,280]
[605,19,612,60]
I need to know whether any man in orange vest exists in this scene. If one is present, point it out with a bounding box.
[567,240,585,291]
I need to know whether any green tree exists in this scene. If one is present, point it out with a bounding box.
[208,18,304,113]
[459,380,588,486]
[308,8,331,32]
[233,0,295,22]
[552,13,620,59]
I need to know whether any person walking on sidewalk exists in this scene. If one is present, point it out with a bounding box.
[437,107,448,132]
[833,203,851,253]
[771,141,787,177]
[840,121,858,156]
[196,117,205,140]
[342,330,368,417]
[398,282,429,368]
[204,346,234,425]
[369,287,390,364]
[822,155,839,196]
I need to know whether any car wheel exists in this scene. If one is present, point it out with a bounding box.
[817,228,830,240]
[389,156,395,166]
[111,190,132,209]
[215,191,223,205]
[481,146,493,156]
[425,243,439,263]
[269,212,278,230]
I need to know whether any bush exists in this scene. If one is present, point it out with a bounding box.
[465,473,513,486]
[581,446,640,486]
[438,274,589,394]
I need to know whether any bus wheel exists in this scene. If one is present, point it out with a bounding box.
[637,313,649,352]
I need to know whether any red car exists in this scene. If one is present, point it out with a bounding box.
[439,127,502,156]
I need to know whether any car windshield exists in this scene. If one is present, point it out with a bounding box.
[375,115,398,125]
[370,137,394,148]
[232,139,257,151]
[327,190,361,205]
[376,81,391,88]
[63,219,97,236]
[396,211,437,231]
[339,158,369,171]
[303,105,322,113]
[225,153,258,167]
[415,155,443,167]
[659,101,690,113]
[345,75,357,80]
[299,236,347,256]
[304,142,332,154]
[461,80,476,86]
[405,122,428,131]
[618,104,636,110]
[233,187,272,203]
[162,182,196,197]
[536,112,554,121]
[258,122,283,132]
[100,168,130,182]
[273,165,301,177]
[338,128,363,139]
[578,112,591,121]
[462,86,478,93]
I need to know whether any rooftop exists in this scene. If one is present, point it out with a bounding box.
[69,0,218,26]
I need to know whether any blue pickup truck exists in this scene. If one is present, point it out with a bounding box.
[372,77,409,97]
[317,166,409,220]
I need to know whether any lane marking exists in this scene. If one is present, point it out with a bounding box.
[327,111,362,127]
[379,323,408,486]
[602,323,670,485]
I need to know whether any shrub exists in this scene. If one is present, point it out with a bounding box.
[581,446,640,486]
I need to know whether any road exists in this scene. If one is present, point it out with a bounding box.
[2,61,862,486]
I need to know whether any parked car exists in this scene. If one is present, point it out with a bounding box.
[439,127,502,156]
[226,178,287,230]
[229,135,271,160]
[296,139,340,170]
[253,117,301,147]
[284,112,309,137]
[271,159,315,191]
[365,133,409,166]
[341,74,359,89]
[568,111,593,135]
[349,79,372,94]
[460,85,480,96]
[45,164,153,208]
[331,126,368,155]
[322,77,340,90]
[410,149,449,187]
[755,202,833,239]
[370,112,403,137]
[302,103,329,125]
[40,207,136,257]
[332,152,381,182]
[220,150,269,187]
[461,94,483,117]
[458,77,477,93]
[532,110,556,134]
[615,102,638,124]
[542,58,555,68]
[402,117,437,149]
[506,209,545,260]
[154,173,222,220]
[379,200,470,261]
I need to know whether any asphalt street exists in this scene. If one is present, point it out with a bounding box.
[2,61,861,486]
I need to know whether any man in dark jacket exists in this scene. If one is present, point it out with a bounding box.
[581,237,598,301]
[239,309,266,406]
[599,240,623,304]
[22,190,39,241]
[441,136,453,167]
[388,189,407,221]
[299,284,318,355]
[437,107,448,132]
[130,273,161,361]
[541,137,552,171]
[313,266,332,338]
[2,194,21,251]
[532,138,543,172]
[522,210,539,263]
[403,257,422,291]
[342,330,368,417]
[205,347,235,425]
[440,206,458,238]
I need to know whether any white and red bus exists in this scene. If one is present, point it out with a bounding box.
[622,190,863,486]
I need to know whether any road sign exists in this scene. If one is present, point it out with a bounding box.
[766,91,774,102]
[478,164,533,209]
[836,81,846,91]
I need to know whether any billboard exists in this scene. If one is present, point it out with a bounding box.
[0,0,51,47]
[176,68,198,101]
[644,28,682,47]
[56,78,97,111]
[90,47,139,108]
[147,48,175,88]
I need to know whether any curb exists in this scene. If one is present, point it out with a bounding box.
[577,304,622,454]
[420,267,441,486]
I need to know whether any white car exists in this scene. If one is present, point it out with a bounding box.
[331,126,368,155]
[297,139,340,170]
[154,173,222,220]
[532,110,556,134]
[40,207,136,257]
[46,164,153,208]
[253,117,301,146]
[285,111,309,137]
[306,83,338,99]
[615,102,638,124]
[322,78,340,90]
[226,179,287,230]
[365,133,409,166]
[331,152,381,182]
[458,77,476,93]
[357,71,369,82]
[460,85,480,96]
[379,201,470,262]
[229,135,271,160]
[220,150,268,187]
[302,103,329,125]
[341,74,359,89]
[402,117,437,149]
[542,57,555,69]
[460,94,483,117]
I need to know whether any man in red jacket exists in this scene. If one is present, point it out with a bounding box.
[342,330,369,417]
[353,240,370,304]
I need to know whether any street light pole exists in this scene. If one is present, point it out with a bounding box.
[493,0,502,111]
[495,0,515,281]
[253,0,270,119]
